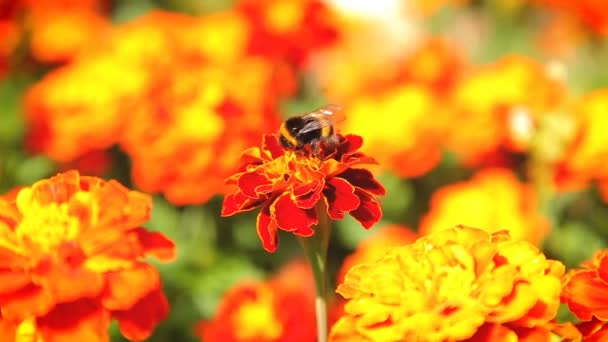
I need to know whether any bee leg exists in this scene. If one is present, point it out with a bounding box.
[310,140,321,157]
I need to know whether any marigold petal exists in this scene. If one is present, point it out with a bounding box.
[102,263,161,311]
[598,254,608,283]
[272,193,317,237]
[337,168,386,195]
[0,283,54,320]
[324,177,360,220]
[113,287,169,341]
[335,134,364,158]
[263,135,286,159]
[468,323,518,342]
[350,190,382,229]
[563,270,608,321]
[257,204,279,253]
[0,270,30,295]
[47,266,104,304]
[37,299,110,342]
[128,228,176,262]
[0,318,17,341]
[238,172,273,198]
[221,191,263,216]
[293,179,324,209]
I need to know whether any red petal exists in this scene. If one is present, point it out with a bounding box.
[263,134,286,159]
[0,270,30,295]
[336,134,363,156]
[272,193,317,237]
[598,254,608,284]
[113,287,168,341]
[129,228,176,262]
[102,263,161,311]
[350,189,383,229]
[564,271,608,321]
[257,204,279,253]
[221,191,263,216]
[238,172,273,198]
[324,177,360,220]
[337,168,386,195]
[37,299,110,342]
[293,179,323,209]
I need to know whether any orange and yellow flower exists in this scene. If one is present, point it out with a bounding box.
[25,10,287,204]
[196,260,317,342]
[222,134,385,252]
[330,226,565,342]
[0,171,175,341]
[445,55,566,166]
[419,168,550,245]
[22,0,111,63]
[556,89,608,200]
[339,85,446,177]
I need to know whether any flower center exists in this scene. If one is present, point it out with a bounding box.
[233,286,283,340]
[15,189,98,254]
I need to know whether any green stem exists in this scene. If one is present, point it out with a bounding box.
[298,202,331,342]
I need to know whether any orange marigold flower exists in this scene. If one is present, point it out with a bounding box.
[337,224,417,284]
[25,10,287,204]
[23,0,111,63]
[446,55,566,166]
[0,170,176,341]
[420,168,550,245]
[222,134,385,252]
[330,226,565,342]
[196,260,317,342]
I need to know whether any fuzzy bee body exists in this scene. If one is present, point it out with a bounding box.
[278,104,343,156]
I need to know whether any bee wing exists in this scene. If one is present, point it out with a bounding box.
[305,104,345,121]
[296,104,345,135]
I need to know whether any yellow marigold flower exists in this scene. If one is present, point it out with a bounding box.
[330,226,565,342]
[446,55,566,165]
[557,89,608,201]
[419,168,550,245]
[340,85,446,177]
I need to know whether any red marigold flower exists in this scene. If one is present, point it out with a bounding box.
[196,260,318,342]
[330,226,565,342]
[236,0,339,66]
[419,168,551,245]
[0,171,175,341]
[222,133,385,252]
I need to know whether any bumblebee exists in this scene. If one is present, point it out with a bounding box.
[279,104,343,156]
